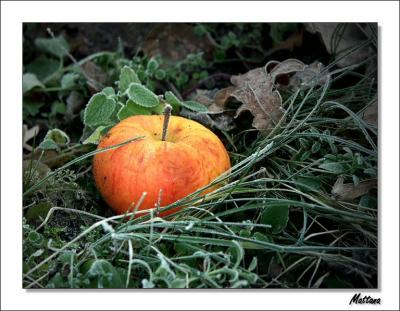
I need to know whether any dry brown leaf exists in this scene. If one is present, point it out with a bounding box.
[305,23,373,67]
[188,59,329,132]
[23,124,40,151]
[331,176,377,201]
[184,89,236,131]
[82,61,107,92]
[267,59,306,80]
[26,145,92,169]
[23,160,51,179]
[214,87,235,108]
[362,99,378,127]
[266,59,328,90]
[230,66,284,131]
[224,59,327,131]
[66,91,85,121]
[142,24,214,63]
[288,61,329,89]
[190,89,224,113]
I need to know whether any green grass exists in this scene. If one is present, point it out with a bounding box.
[22,23,377,289]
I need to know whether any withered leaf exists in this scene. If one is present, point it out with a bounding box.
[66,91,85,121]
[82,61,107,92]
[214,87,236,109]
[26,145,92,169]
[190,89,224,113]
[331,176,377,201]
[267,59,306,80]
[184,89,236,131]
[187,59,329,132]
[288,61,329,89]
[305,23,374,67]
[230,66,283,132]
[266,59,328,89]
[362,99,378,127]
[23,160,51,179]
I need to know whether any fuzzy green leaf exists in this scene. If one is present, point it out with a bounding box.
[58,251,75,264]
[171,279,186,288]
[181,100,208,112]
[61,73,79,89]
[155,69,166,80]
[261,203,289,234]
[142,279,155,288]
[300,151,311,161]
[295,176,321,192]
[39,128,70,150]
[23,73,44,94]
[25,55,60,81]
[164,91,182,111]
[83,126,107,145]
[119,66,140,93]
[311,141,321,153]
[38,139,59,150]
[151,103,164,114]
[26,202,53,222]
[23,100,44,117]
[127,83,159,108]
[45,129,70,145]
[84,93,116,128]
[117,100,151,120]
[248,257,258,272]
[35,36,70,59]
[146,58,159,74]
[318,162,344,174]
[83,259,124,288]
[102,86,115,97]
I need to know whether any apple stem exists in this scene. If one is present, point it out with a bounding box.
[162,104,172,141]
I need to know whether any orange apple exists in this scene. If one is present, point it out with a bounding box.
[93,112,231,217]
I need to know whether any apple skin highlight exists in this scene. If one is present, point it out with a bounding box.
[93,115,231,217]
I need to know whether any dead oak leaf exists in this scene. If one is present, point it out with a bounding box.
[267,59,328,89]
[288,61,329,89]
[214,86,235,108]
[196,59,329,132]
[266,58,306,80]
[331,176,377,201]
[230,66,283,132]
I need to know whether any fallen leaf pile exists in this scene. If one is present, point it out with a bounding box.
[186,59,329,132]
